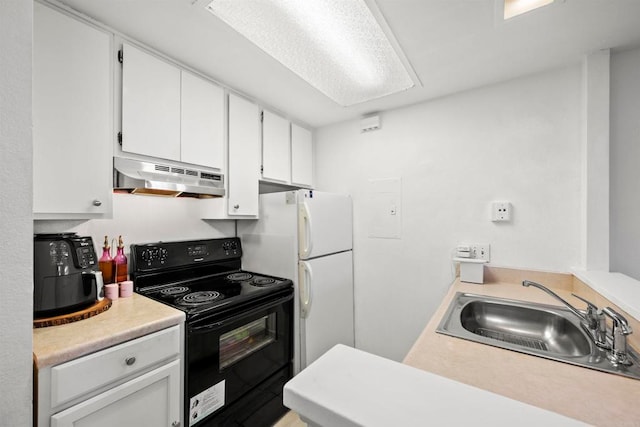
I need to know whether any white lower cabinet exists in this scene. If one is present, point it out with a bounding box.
[50,360,180,427]
[37,326,183,427]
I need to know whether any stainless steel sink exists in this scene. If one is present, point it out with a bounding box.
[460,299,592,357]
[437,292,640,380]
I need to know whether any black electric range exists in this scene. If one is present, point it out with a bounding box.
[131,238,294,427]
[131,238,293,319]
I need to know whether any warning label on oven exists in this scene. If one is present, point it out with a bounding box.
[189,380,225,426]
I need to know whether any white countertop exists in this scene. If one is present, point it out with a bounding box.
[284,344,586,427]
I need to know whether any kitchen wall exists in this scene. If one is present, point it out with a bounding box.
[610,46,640,281]
[0,1,33,425]
[314,65,583,361]
[34,194,236,260]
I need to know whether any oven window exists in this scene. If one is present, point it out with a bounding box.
[219,314,277,370]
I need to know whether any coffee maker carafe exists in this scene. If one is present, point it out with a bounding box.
[34,233,104,318]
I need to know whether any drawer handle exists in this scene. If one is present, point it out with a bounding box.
[125,356,136,366]
[93,199,102,207]
[233,204,240,209]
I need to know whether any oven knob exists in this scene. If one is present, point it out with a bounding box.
[141,249,152,262]
[158,248,168,263]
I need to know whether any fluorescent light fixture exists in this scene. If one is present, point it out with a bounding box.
[504,0,555,20]
[205,0,416,106]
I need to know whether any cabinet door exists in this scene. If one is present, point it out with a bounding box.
[291,124,314,187]
[33,3,112,216]
[228,94,260,217]
[122,42,181,162]
[262,110,291,183]
[181,71,225,170]
[50,360,181,427]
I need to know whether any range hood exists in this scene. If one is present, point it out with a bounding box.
[114,157,225,198]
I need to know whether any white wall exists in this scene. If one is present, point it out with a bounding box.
[34,194,236,263]
[610,46,640,280]
[315,66,583,361]
[0,1,33,425]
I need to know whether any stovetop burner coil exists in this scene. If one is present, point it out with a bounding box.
[160,286,190,296]
[226,272,253,282]
[178,291,222,305]
[252,278,276,287]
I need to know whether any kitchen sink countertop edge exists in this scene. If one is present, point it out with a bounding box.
[33,293,185,369]
[403,266,640,426]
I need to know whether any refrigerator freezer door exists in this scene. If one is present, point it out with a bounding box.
[298,251,354,369]
[298,191,353,260]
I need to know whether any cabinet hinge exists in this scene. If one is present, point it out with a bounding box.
[260,111,264,123]
[118,50,123,64]
[260,165,264,174]
[117,132,122,145]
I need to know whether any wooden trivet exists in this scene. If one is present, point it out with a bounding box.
[33,298,112,328]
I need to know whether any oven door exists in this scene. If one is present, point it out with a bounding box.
[186,290,293,427]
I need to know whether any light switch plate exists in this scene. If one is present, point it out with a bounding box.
[470,244,491,261]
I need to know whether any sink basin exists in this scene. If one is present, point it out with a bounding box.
[437,292,640,380]
[459,300,591,357]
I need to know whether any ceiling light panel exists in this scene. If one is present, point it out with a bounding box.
[504,0,554,20]
[206,0,415,106]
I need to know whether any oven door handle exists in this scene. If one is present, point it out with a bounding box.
[188,292,293,334]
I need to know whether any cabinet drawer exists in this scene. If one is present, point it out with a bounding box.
[51,326,180,408]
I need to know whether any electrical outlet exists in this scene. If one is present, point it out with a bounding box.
[492,202,512,222]
[470,244,491,262]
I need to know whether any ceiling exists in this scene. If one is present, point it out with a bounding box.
[55,0,640,128]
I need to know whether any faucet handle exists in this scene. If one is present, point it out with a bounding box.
[571,293,607,334]
[602,307,633,335]
[602,307,633,366]
[571,293,598,312]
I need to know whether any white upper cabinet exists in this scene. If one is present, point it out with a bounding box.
[181,71,225,170]
[121,44,225,171]
[228,94,260,217]
[291,123,314,187]
[262,110,291,183]
[33,2,113,218]
[121,42,181,162]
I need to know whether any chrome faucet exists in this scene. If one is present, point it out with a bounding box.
[522,280,608,349]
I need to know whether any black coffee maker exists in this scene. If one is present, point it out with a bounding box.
[34,233,104,318]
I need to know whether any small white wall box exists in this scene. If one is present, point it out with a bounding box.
[360,114,380,132]
[454,258,488,284]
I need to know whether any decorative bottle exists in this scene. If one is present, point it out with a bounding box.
[114,235,128,283]
[98,235,114,284]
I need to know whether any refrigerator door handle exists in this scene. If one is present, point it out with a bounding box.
[298,202,313,258]
[298,261,313,318]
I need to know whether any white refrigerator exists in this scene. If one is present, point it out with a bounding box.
[238,190,354,374]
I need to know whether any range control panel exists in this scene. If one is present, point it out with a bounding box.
[130,237,242,272]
